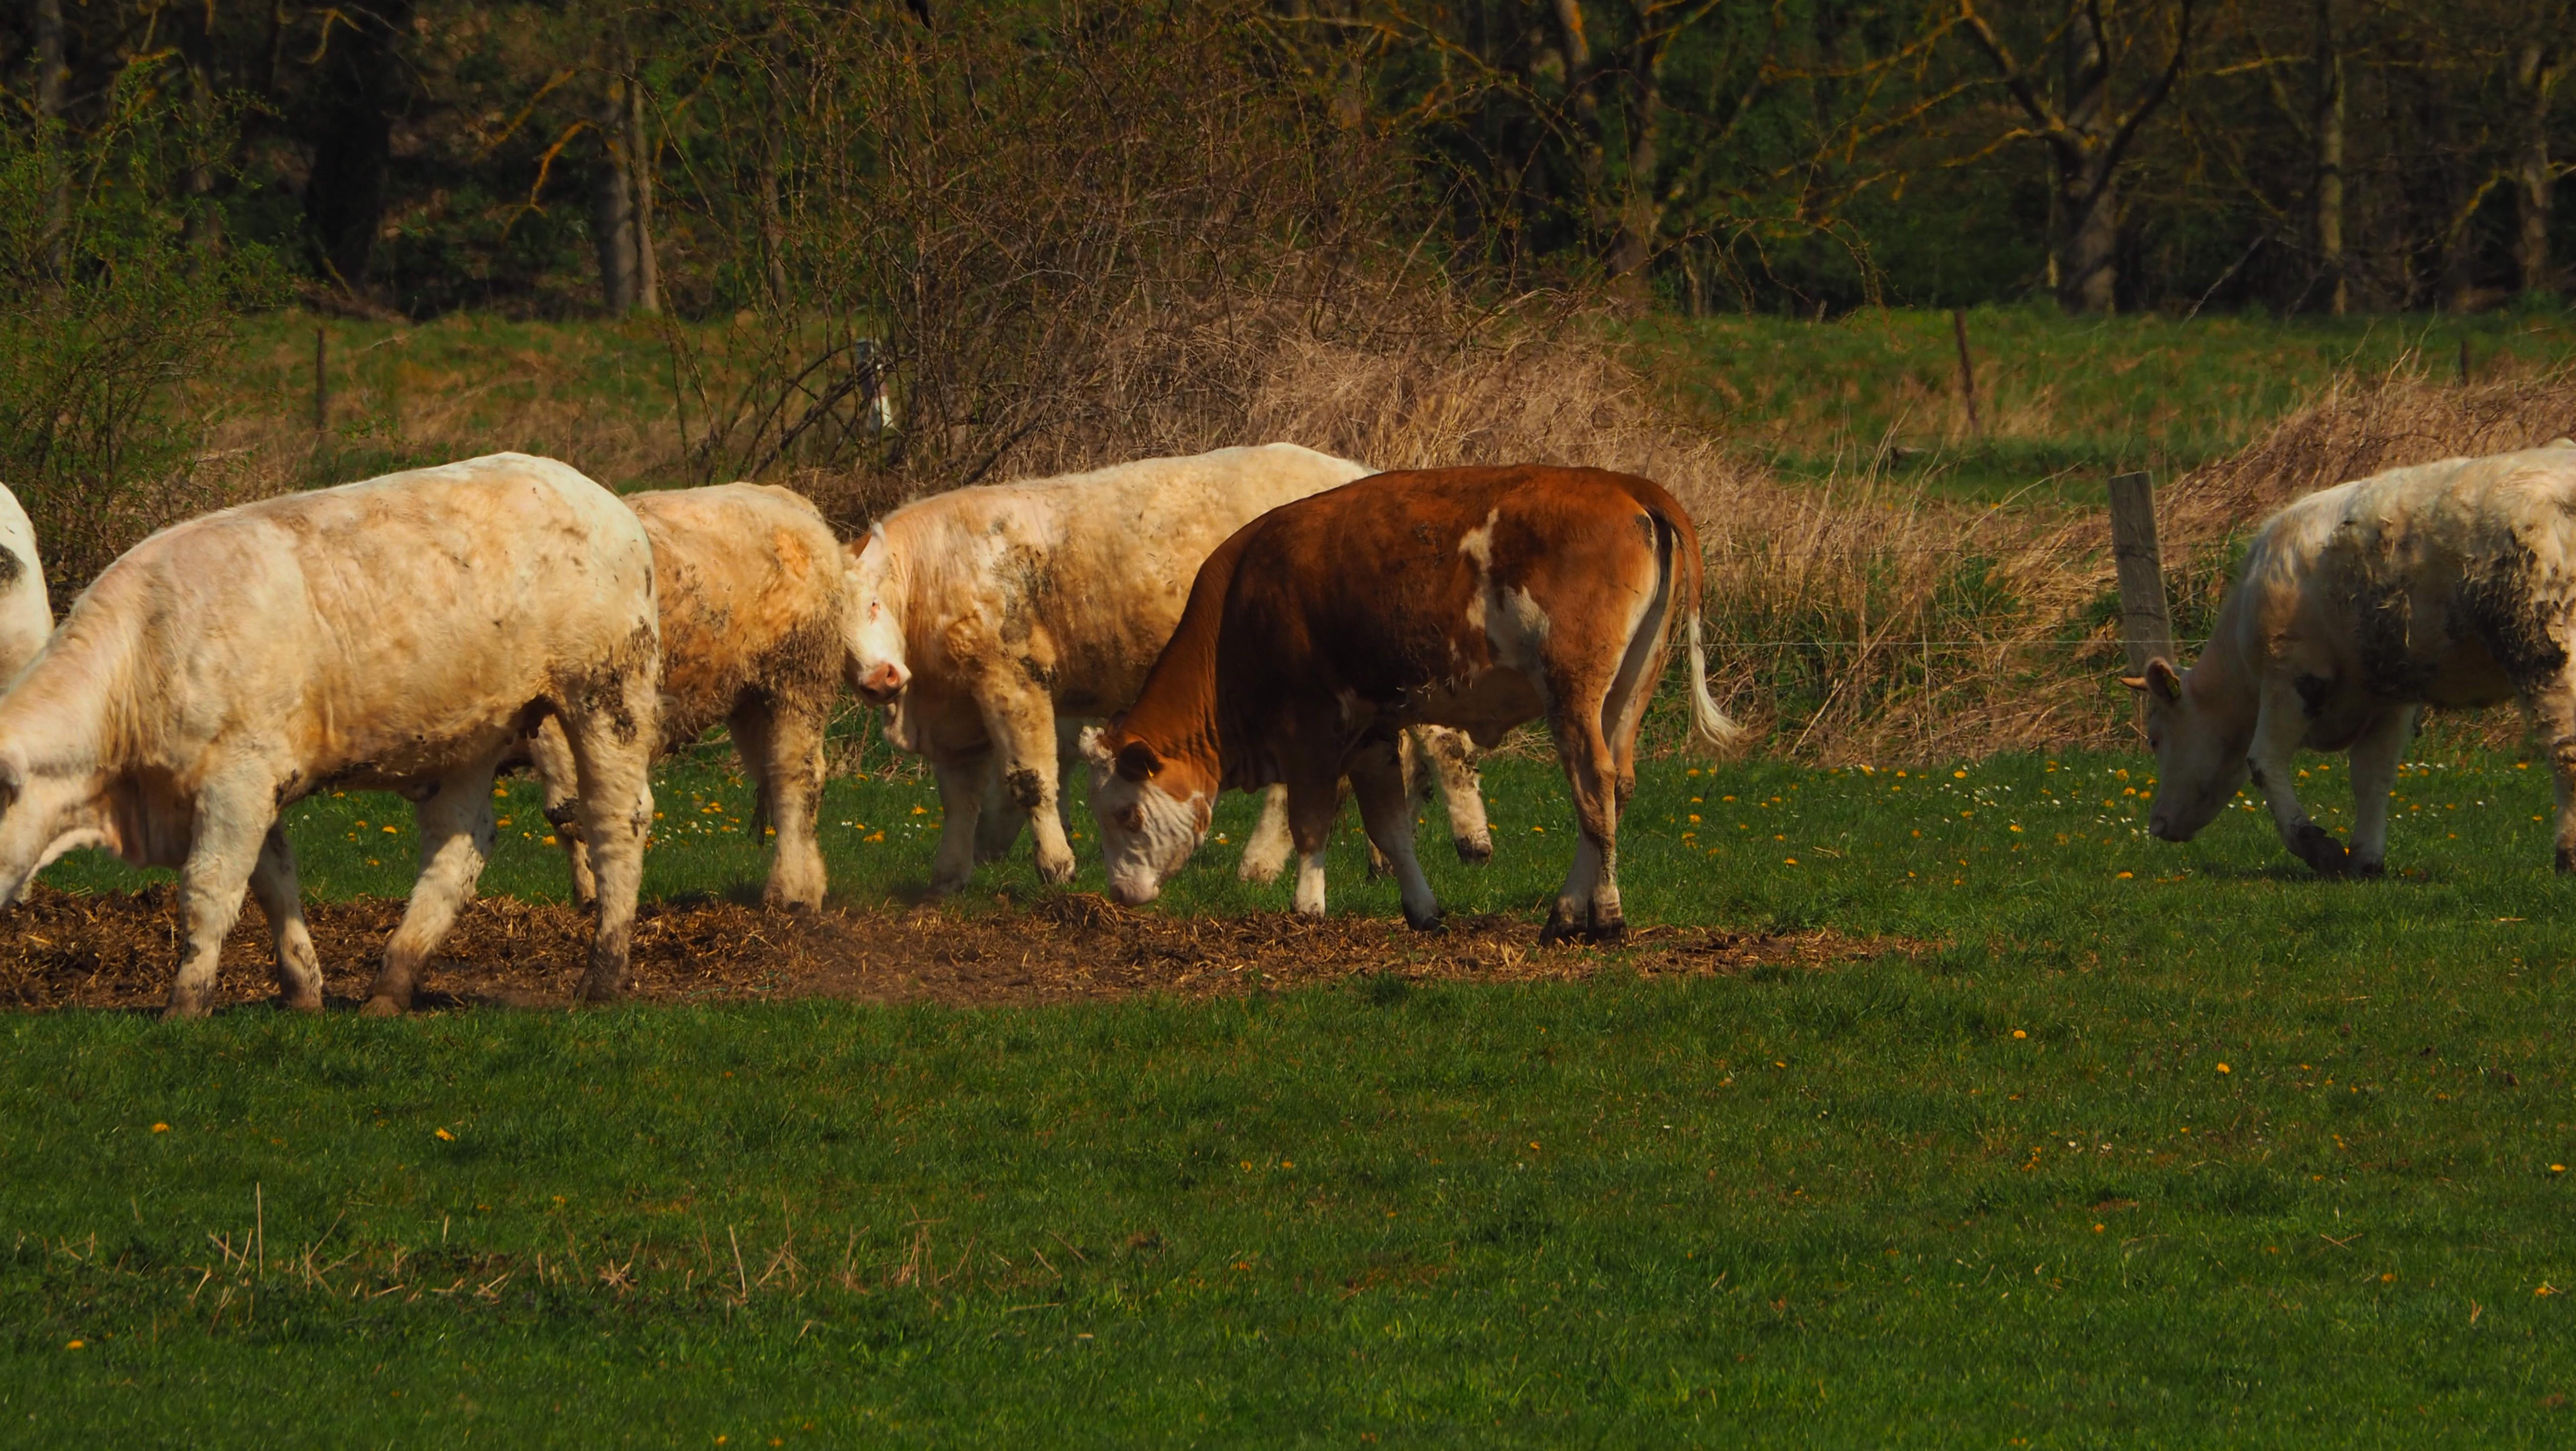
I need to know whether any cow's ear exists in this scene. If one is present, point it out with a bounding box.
[1115,742,1162,783]
[2144,656,2184,704]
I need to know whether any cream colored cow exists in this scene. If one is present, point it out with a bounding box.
[0,483,53,682]
[845,444,1382,893]
[2135,440,2576,877]
[0,454,660,1017]
[529,483,859,910]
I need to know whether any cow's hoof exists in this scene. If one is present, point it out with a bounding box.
[1539,907,1577,945]
[358,995,404,1019]
[1454,837,1493,866]
[279,992,324,1014]
[574,974,629,1005]
[1035,853,1077,887]
[159,999,213,1023]
[2352,858,2387,881]
[1403,907,1445,933]
[2293,823,2350,878]
[2557,845,2576,876]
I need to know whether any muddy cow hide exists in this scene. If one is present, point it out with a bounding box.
[528,483,859,911]
[0,453,661,1017]
[2133,439,2576,877]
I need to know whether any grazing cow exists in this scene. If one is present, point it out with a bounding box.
[0,454,660,1017]
[0,483,54,681]
[2132,441,2576,877]
[1082,464,1740,939]
[528,483,858,910]
[846,443,1382,893]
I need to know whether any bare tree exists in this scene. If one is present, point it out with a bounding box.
[1958,0,2197,313]
[2312,0,2345,314]
[2513,35,2564,295]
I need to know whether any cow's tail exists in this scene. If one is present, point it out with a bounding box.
[1662,512,1745,757]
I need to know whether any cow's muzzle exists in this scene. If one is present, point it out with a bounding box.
[1106,877,1161,908]
[855,660,910,704]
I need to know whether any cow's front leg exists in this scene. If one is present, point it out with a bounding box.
[1418,726,1493,864]
[2245,686,2347,878]
[927,753,991,895]
[1351,738,1441,930]
[363,765,502,1015]
[1284,771,1343,918]
[738,696,829,911]
[165,781,274,1020]
[979,693,1075,885]
[1238,785,1295,884]
[2343,706,2415,878]
[248,825,323,1011]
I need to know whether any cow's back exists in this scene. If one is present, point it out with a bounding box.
[0,483,52,684]
[631,483,845,739]
[2250,442,2576,704]
[59,453,654,785]
[886,444,1369,718]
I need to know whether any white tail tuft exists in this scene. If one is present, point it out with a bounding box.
[1684,597,1746,756]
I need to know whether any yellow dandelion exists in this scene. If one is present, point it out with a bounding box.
[435,1128,455,1141]
[151,1122,169,1133]
[2116,871,2134,879]
[2012,1029,2027,1040]
[2216,1062,2231,1074]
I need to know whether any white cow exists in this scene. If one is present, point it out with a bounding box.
[2134,440,2576,877]
[528,483,861,911]
[0,454,661,1017]
[849,443,1440,893]
[0,483,54,681]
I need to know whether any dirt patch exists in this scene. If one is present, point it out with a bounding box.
[0,884,1910,1014]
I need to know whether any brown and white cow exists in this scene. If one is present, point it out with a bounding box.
[528,483,859,910]
[0,453,660,1017]
[0,483,53,684]
[2133,441,2576,877]
[1082,464,1740,939]
[845,443,1385,893]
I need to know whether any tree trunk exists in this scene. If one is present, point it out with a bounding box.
[34,0,66,271]
[2515,40,2561,296]
[2055,3,2118,314]
[628,73,661,316]
[181,9,223,256]
[1606,41,1666,280]
[592,81,639,315]
[2312,0,2345,315]
[304,0,414,291]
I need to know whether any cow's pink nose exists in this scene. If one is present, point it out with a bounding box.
[858,661,909,700]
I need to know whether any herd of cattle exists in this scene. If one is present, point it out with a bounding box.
[0,434,2572,1019]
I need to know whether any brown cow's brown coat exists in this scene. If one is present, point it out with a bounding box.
[1082,465,1737,938]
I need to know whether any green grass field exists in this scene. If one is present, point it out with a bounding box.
[7,731,2575,1444]
[1637,304,2576,502]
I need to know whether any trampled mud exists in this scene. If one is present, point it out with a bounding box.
[0,884,1903,1014]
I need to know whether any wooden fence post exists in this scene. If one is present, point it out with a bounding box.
[1951,308,1982,438]
[2108,471,2173,680]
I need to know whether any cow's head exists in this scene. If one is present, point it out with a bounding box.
[841,526,910,703]
[0,742,116,908]
[2124,655,2247,842]
[1079,724,1213,906]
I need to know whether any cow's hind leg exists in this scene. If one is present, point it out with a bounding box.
[2521,668,2576,873]
[1541,687,1626,945]
[2344,706,2415,878]
[565,678,658,1003]
[362,764,503,1016]
[928,753,992,895]
[249,825,323,1011]
[164,778,274,1020]
[739,696,829,910]
[2246,680,2348,877]
[527,715,596,909]
[1351,738,1441,930]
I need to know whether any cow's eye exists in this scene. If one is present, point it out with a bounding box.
[1116,806,1143,832]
